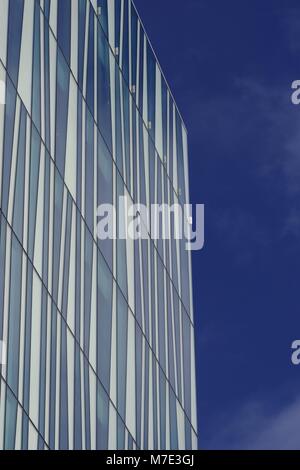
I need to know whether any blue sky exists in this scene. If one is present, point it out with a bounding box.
[134,0,300,449]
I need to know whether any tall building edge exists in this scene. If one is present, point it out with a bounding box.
[0,0,198,450]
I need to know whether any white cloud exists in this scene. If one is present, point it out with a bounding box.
[205,397,300,450]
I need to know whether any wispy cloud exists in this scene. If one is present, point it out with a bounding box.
[204,396,300,450]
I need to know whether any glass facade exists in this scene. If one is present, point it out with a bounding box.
[0,0,197,450]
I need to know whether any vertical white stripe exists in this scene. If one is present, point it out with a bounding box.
[29,272,42,428]
[125,312,136,439]
[34,146,45,277]
[48,162,54,296]
[108,404,117,450]
[148,353,153,450]
[80,352,86,449]
[109,281,117,405]
[67,207,76,334]
[155,65,163,159]
[49,34,57,158]
[89,246,97,371]
[65,77,78,200]
[166,383,170,450]
[143,36,148,125]
[81,99,86,220]
[190,328,197,432]
[28,423,38,450]
[18,254,27,404]
[18,0,34,114]
[109,48,116,163]
[57,188,67,312]
[44,296,52,445]
[107,0,115,51]
[94,14,97,124]
[80,219,85,350]
[135,22,140,107]
[176,401,185,450]
[0,66,5,201]
[82,1,90,99]
[140,334,145,449]
[49,0,58,37]
[55,314,61,449]
[89,369,96,450]
[15,406,22,450]
[40,10,45,142]
[119,0,124,67]
[23,117,31,252]
[0,0,9,66]
[7,98,21,226]
[67,329,75,449]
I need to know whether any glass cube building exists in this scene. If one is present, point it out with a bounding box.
[0,0,197,450]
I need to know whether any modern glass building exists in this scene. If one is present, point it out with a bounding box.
[0,0,197,450]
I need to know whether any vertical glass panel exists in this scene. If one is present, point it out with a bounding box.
[138,28,144,113]
[173,289,182,403]
[96,382,109,449]
[97,131,113,268]
[0,216,7,360]
[28,125,41,260]
[7,0,24,86]
[147,43,156,140]
[116,173,128,298]
[44,0,51,19]
[55,49,70,176]
[117,415,125,450]
[157,258,166,373]
[162,81,168,162]
[57,0,71,64]
[84,227,93,354]
[49,302,58,449]
[74,342,82,449]
[32,2,41,132]
[135,324,142,449]
[122,0,129,84]
[86,8,95,114]
[182,309,192,419]
[115,63,124,176]
[169,388,179,450]
[117,289,128,421]
[76,97,83,212]
[159,369,166,450]
[97,24,112,152]
[7,236,22,395]
[131,6,138,88]
[52,171,63,302]
[59,321,69,449]
[115,0,121,60]
[97,0,108,37]
[122,80,130,189]
[85,110,94,229]
[44,21,51,150]
[13,104,26,241]
[4,387,18,450]
[97,252,113,392]
[78,0,87,91]
[38,289,48,444]
[22,263,33,449]
[1,77,17,216]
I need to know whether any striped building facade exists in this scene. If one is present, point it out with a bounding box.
[0,0,198,449]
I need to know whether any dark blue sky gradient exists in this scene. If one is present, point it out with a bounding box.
[134,0,300,449]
